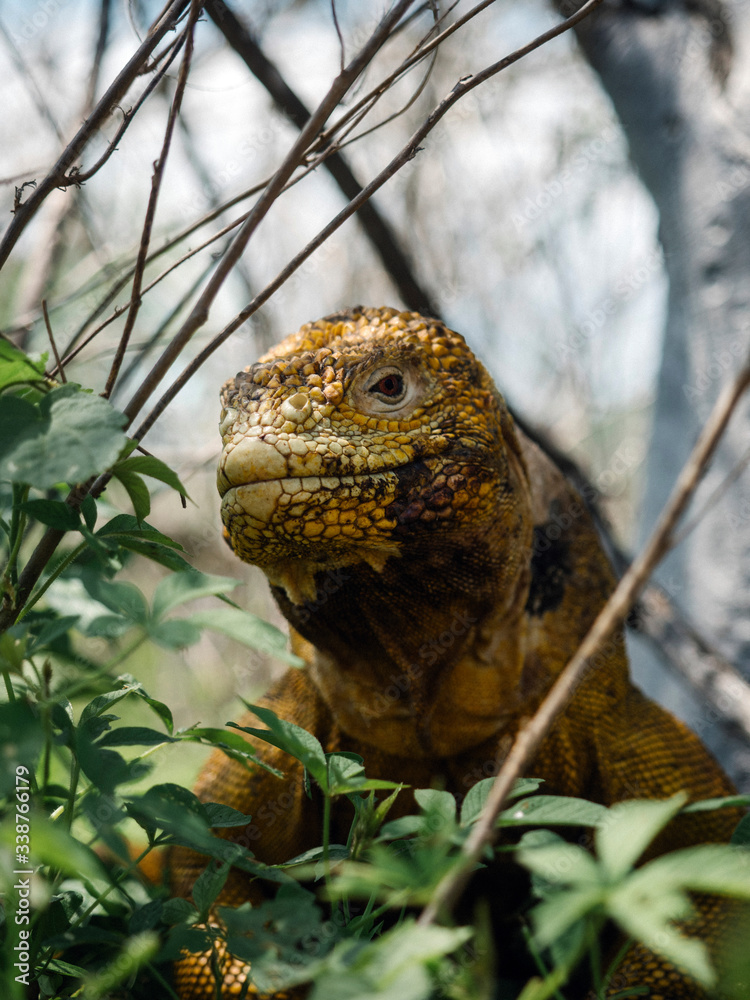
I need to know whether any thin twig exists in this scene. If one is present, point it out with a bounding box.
[102,3,199,400]
[83,0,113,115]
[205,0,439,316]
[120,0,419,429]
[0,0,189,271]
[315,0,499,153]
[417,358,750,928]
[41,300,66,383]
[331,0,346,73]
[133,0,606,441]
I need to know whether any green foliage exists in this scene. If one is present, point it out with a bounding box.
[1,343,750,999]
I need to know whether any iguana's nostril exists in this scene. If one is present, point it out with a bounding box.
[281,392,312,422]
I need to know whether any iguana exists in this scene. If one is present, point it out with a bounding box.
[170,306,737,999]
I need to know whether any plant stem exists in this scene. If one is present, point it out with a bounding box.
[15,541,87,621]
[2,484,29,591]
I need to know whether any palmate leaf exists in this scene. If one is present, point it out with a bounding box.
[305,920,472,1000]
[595,793,687,880]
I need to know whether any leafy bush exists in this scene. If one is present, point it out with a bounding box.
[1,344,750,1000]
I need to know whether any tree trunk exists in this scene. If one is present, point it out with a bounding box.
[569,0,750,783]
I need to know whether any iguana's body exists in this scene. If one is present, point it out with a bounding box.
[171,307,736,998]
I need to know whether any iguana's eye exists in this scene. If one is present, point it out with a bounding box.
[351,363,423,415]
[369,373,404,400]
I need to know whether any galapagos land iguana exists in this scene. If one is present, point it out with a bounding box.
[170,306,738,999]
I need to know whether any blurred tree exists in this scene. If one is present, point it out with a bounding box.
[568,0,750,783]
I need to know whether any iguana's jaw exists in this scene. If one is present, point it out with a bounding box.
[219,468,405,605]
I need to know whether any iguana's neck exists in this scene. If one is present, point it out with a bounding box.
[272,502,534,758]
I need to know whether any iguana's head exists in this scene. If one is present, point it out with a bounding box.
[218,306,532,608]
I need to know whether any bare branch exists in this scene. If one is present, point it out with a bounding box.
[133,0,606,441]
[121,0,419,430]
[102,3,199,400]
[0,0,189,271]
[205,0,439,316]
[417,357,750,927]
[41,300,66,383]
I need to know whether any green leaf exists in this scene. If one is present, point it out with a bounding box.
[517,841,601,889]
[0,384,127,487]
[159,924,213,962]
[26,613,80,655]
[111,467,151,520]
[501,795,607,829]
[126,785,284,881]
[460,777,544,827]
[113,534,193,571]
[376,815,425,841]
[234,702,328,789]
[161,897,199,925]
[0,813,106,882]
[321,754,399,797]
[607,880,711,985]
[414,788,457,827]
[80,932,159,999]
[192,859,231,916]
[81,492,97,530]
[223,885,334,991]
[79,680,143,723]
[76,719,147,794]
[0,700,44,795]
[307,920,472,1000]
[0,340,47,390]
[681,795,750,813]
[116,675,174,734]
[97,726,179,747]
[21,498,81,530]
[189,606,303,666]
[204,802,254,828]
[732,813,750,847]
[82,577,149,627]
[151,570,241,621]
[595,793,688,880]
[148,618,202,649]
[632,842,750,898]
[114,453,189,498]
[527,885,605,949]
[180,726,283,778]
[44,958,88,977]
[96,514,191,571]
[97,513,183,547]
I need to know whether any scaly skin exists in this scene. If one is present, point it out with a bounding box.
[170,307,737,999]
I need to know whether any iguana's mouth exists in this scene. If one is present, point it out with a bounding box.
[216,431,440,500]
[220,468,402,530]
